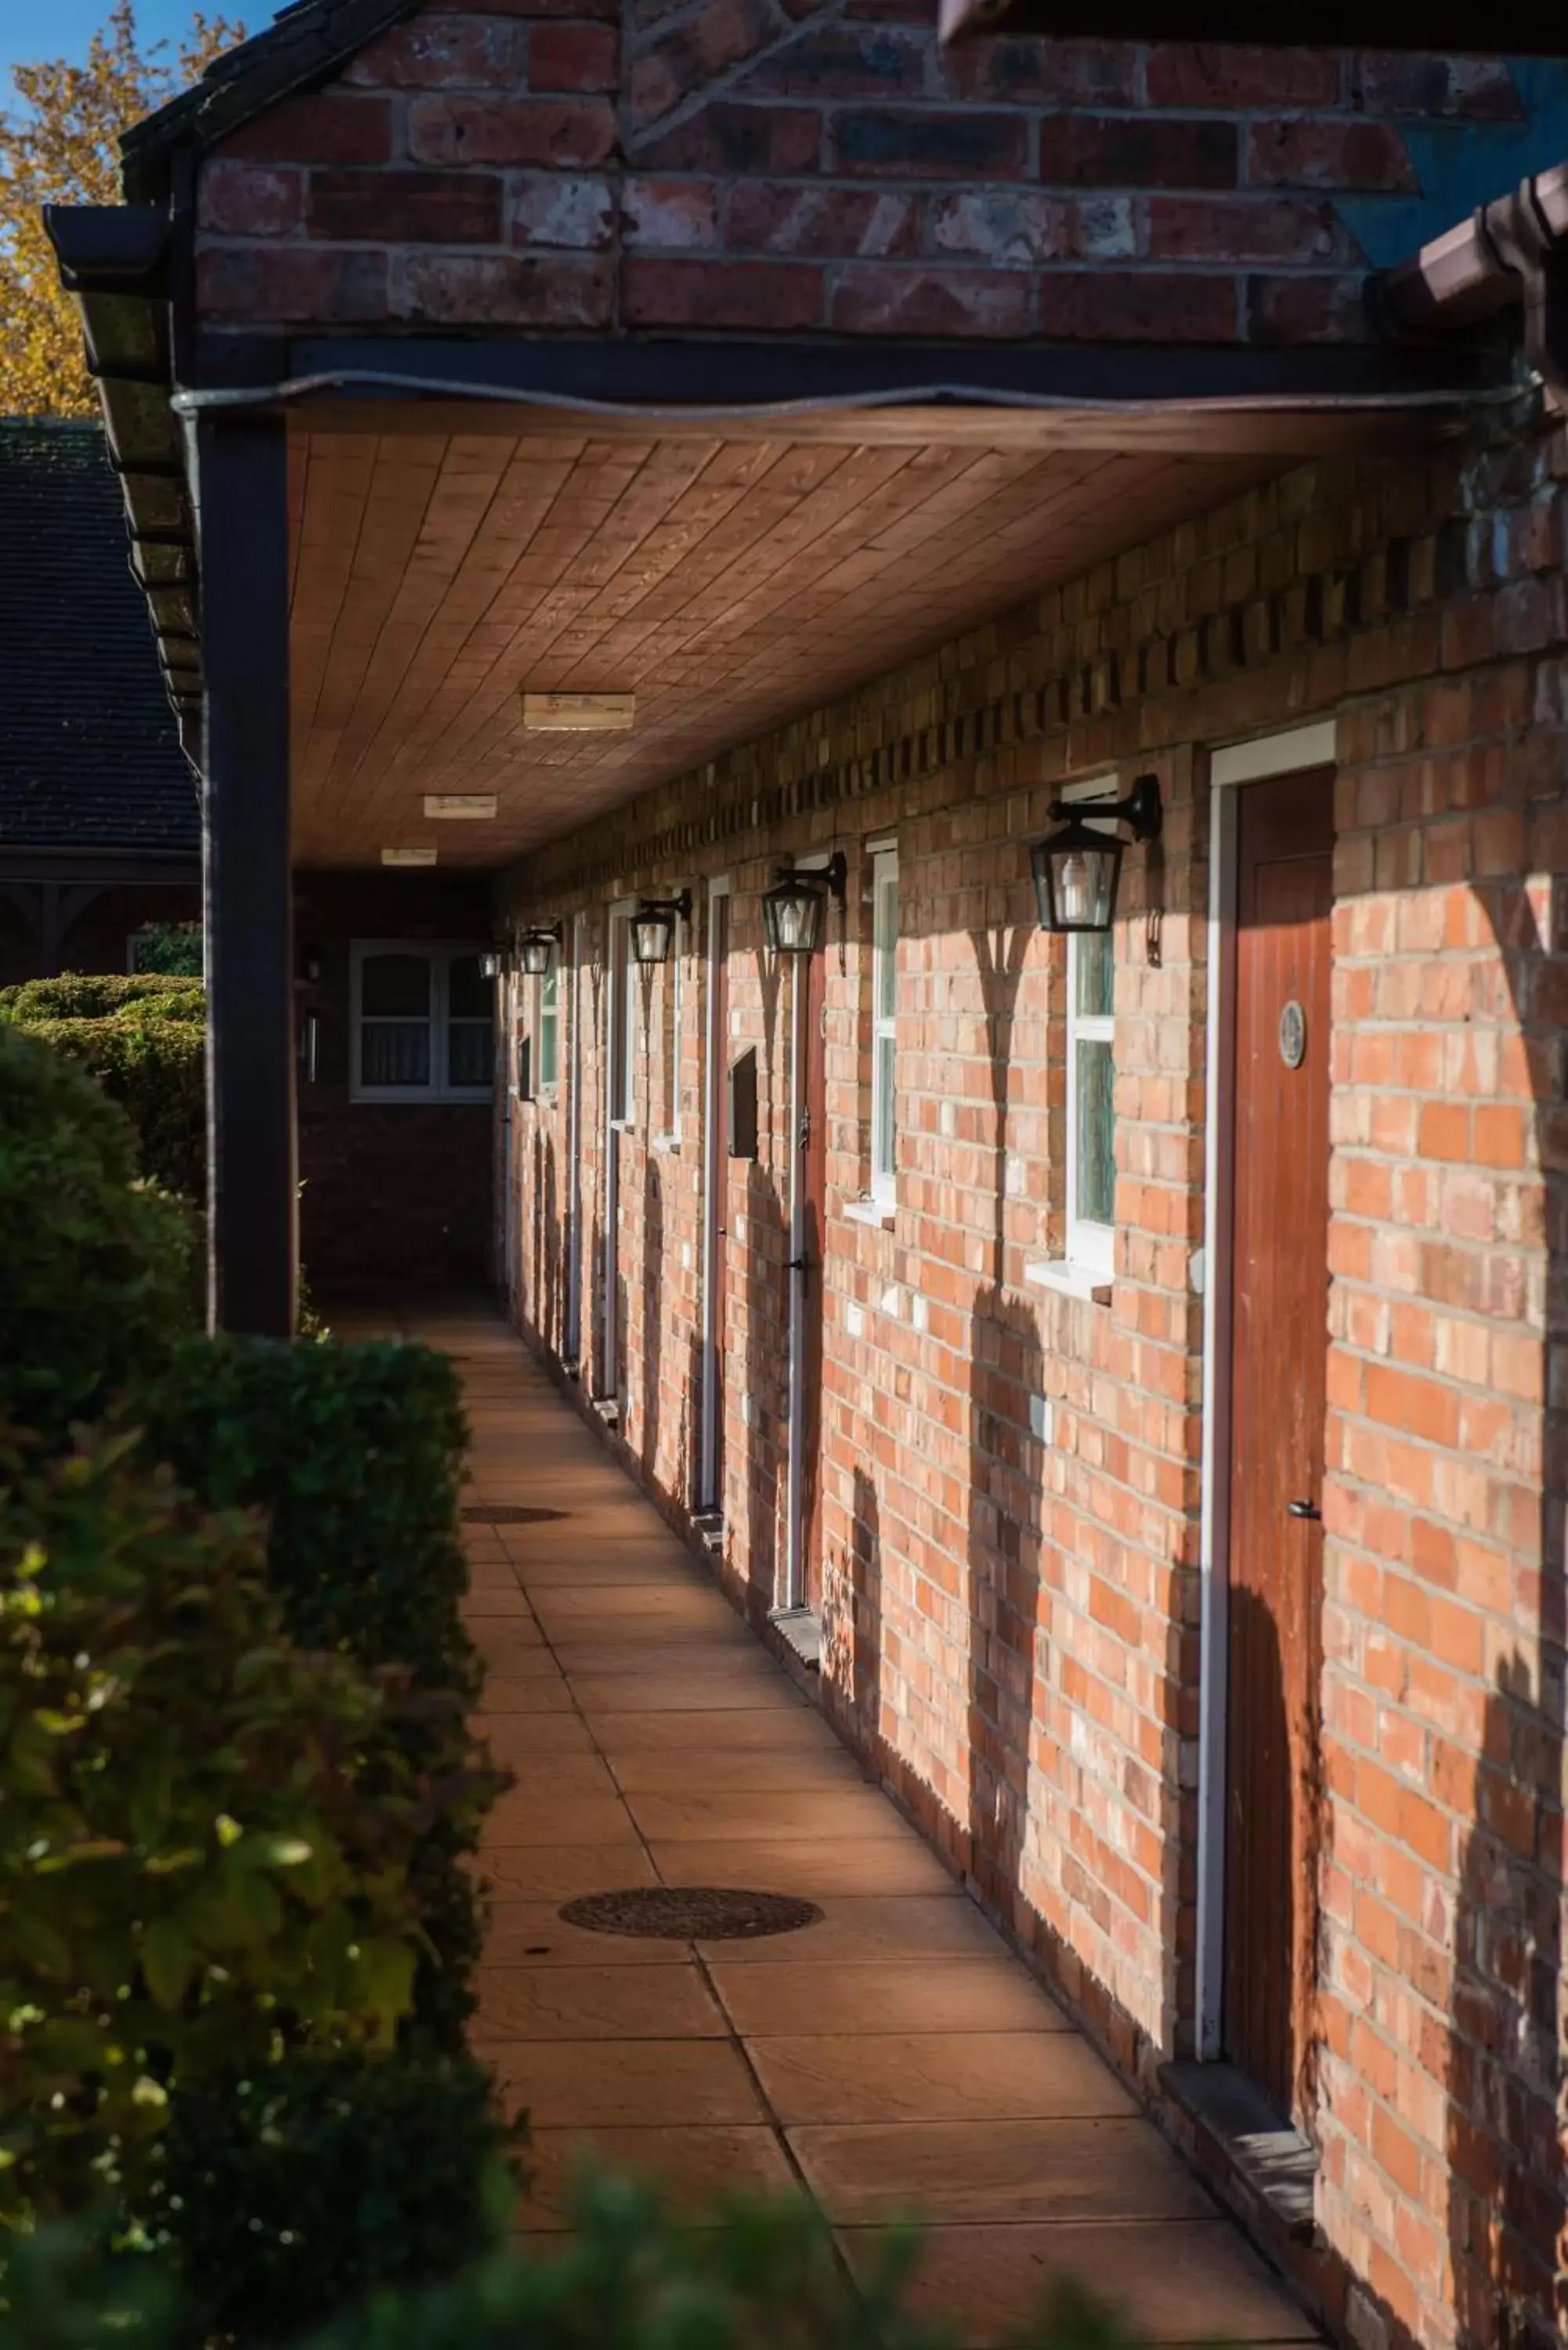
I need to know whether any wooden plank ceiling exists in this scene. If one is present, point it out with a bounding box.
[287,417,1277,868]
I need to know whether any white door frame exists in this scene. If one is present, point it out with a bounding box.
[1195,718,1338,2059]
[600,901,636,1405]
[564,912,583,1369]
[500,968,516,1307]
[699,877,732,1511]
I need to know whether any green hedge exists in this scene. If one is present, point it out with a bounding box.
[0,973,204,1022]
[150,2053,522,2348]
[0,2178,1142,2350]
[142,1336,497,2050]
[18,1012,205,1203]
[0,1430,431,2225]
[0,1025,197,1444]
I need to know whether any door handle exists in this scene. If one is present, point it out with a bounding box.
[787,1254,810,1273]
[1286,1499,1321,1520]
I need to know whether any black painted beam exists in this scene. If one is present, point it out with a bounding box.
[194,412,296,1338]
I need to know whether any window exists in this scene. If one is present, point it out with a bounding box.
[659,905,685,1143]
[537,961,559,1093]
[1066,918,1116,1278]
[351,942,493,1101]
[870,848,898,1206]
[609,910,635,1126]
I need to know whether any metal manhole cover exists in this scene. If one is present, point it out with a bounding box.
[559,1887,823,1941]
[461,1505,569,1524]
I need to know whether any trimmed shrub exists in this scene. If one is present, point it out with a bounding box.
[0,1430,432,2225]
[0,973,203,1023]
[0,2179,1143,2350]
[129,922,204,977]
[20,1010,205,1202]
[150,2052,524,2346]
[0,1025,197,1444]
[141,1336,497,2051]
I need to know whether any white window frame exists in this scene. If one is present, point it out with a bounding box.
[656,898,687,1147]
[870,845,898,1209]
[537,959,560,1096]
[608,904,636,1130]
[1064,778,1120,1280]
[350,939,493,1104]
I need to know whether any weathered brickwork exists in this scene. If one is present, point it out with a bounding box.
[497,403,1568,2350]
[193,7,1537,341]
[295,870,493,1291]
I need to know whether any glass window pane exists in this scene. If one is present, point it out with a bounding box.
[361,953,430,1018]
[874,1033,896,1183]
[447,1018,492,1090]
[447,954,492,1019]
[1075,1039,1115,1226]
[874,872,898,1019]
[1075,931,1114,1019]
[362,1021,430,1087]
[539,1006,558,1090]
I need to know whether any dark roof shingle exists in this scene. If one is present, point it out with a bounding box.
[0,418,197,853]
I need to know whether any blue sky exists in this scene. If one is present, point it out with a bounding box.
[0,1,264,92]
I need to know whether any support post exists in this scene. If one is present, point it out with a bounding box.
[196,412,296,1336]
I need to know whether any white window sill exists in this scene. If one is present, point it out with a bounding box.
[652,1130,681,1154]
[1024,1259,1113,1305]
[844,1197,896,1230]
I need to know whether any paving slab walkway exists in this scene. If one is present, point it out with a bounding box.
[355,1299,1317,2350]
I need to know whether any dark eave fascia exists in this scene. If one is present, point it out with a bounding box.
[939,1,1568,45]
[0,847,201,885]
[1382,164,1568,406]
[119,0,421,203]
[44,203,202,736]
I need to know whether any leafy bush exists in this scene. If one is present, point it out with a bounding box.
[0,974,203,1023]
[149,2052,523,2347]
[18,1010,205,1202]
[0,1430,432,2225]
[129,923,204,978]
[0,2178,1147,2350]
[141,1337,497,2051]
[0,1025,197,1444]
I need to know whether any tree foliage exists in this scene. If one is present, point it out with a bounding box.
[0,2,245,416]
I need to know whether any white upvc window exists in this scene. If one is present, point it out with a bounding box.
[1063,783,1118,1278]
[537,960,559,1094]
[350,941,493,1103]
[608,907,636,1126]
[667,909,685,1142]
[870,846,898,1207]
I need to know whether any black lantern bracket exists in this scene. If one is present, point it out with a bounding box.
[1046,774,1162,842]
[637,888,692,925]
[770,849,847,902]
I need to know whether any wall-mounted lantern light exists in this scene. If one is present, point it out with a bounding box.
[1029,776,1162,935]
[517,922,563,978]
[630,890,692,968]
[761,851,847,957]
[480,948,506,980]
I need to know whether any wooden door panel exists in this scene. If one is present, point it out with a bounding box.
[1223,766,1333,2120]
[800,945,828,1612]
[711,895,730,1507]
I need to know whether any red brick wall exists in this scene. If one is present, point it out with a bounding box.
[295,869,495,1292]
[193,9,1527,342]
[498,407,1568,2350]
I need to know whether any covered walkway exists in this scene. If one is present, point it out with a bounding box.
[378,1300,1316,2348]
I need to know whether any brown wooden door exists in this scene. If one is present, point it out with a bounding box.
[796,944,828,1611]
[1223,765,1334,2121]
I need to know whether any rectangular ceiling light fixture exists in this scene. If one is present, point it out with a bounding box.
[382,846,438,867]
[522,691,635,731]
[423,794,498,819]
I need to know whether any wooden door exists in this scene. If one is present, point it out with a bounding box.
[797,944,828,1611]
[1223,765,1334,2121]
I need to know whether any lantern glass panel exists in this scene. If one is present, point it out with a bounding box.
[763,883,822,956]
[519,934,554,978]
[1032,827,1121,933]
[632,910,674,966]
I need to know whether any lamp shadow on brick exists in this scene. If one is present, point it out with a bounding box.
[965,916,1042,1918]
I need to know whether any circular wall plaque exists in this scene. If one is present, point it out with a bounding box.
[1278,1000,1306,1069]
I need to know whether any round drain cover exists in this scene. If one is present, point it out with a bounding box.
[559,1887,823,1941]
[462,1504,569,1525]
